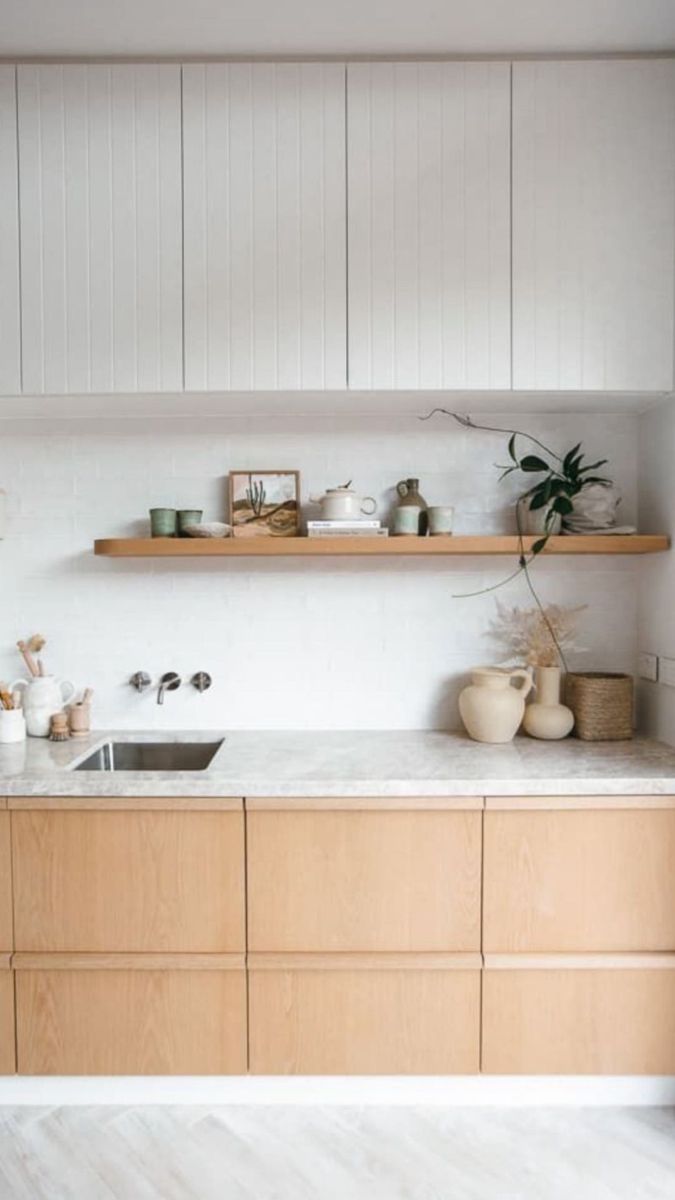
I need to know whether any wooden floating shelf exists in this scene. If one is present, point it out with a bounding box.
[94,535,670,558]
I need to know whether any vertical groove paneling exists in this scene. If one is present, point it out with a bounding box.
[0,67,21,395]
[513,60,675,392]
[347,63,511,390]
[183,63,346,391]
[17,64,182,395]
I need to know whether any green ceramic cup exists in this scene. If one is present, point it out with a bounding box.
[177,509,204,537]
[150,508,178,537]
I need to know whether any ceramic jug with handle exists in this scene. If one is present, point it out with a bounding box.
[459,667,533,744]
[310,486,377,521]
[10,675,76,738]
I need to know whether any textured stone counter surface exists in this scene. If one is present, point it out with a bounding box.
[1,729,675,798]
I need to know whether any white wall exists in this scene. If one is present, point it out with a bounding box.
[638,395,675,745]
[0,409,639,731]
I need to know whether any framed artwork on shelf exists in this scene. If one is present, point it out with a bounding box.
[229,471,300,538]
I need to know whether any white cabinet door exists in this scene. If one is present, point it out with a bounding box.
[0,67,20,396]
[513,60,675,392]
[347,62,511,390]
[17,65,182,395]
[183,63,346,391]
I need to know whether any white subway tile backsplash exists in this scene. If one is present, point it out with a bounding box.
[0,410,639,730]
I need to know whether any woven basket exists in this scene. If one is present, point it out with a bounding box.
[565,672,634,741]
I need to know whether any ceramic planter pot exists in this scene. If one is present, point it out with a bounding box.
[516,496,562,536]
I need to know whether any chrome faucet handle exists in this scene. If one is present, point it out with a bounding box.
[191,672,212,693]
[157,671,181,706]
[130,671,152,692]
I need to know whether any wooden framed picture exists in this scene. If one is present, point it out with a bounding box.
[229,471,300,538]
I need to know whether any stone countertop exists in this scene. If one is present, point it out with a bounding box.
[1,729,675,798]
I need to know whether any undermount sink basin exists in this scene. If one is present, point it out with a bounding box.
[74,740,223,772]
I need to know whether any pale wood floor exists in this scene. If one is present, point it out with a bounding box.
[0,1105,674,1199]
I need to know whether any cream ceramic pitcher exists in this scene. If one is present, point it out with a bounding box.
[10,675,76,738]
[459,667,533,744]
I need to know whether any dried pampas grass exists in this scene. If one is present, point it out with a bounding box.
[488,601,587,667]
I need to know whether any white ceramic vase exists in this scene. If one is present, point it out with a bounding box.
[459,667,533,744]
[523,665,575,740]
[10,675,76,738]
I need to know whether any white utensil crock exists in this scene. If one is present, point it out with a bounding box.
[0,708,26,744]
[10,675,76,738]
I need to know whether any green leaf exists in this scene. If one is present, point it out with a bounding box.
[508,433,517,462]
[563,443,582,473]
[531,537,548,555]
[578,459,608,474]
[519,455,550,473]
[581,475,611,486]
[553,496,575,516]
[528,491,550,511]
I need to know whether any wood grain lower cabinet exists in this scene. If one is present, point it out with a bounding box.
[482,960,675,1074]
[12,810,245,952]
[249,955,481,1074]
[15,955,247,1075]
[248,809,481,952]
[0,959,15,1074]
[484,808,675,952]
[0,812,12,952]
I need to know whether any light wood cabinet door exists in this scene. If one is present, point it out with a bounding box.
[347,62,511,389]
[17,64,182,394]
[0,67,21,395]
[12,811,245,952]
[15,958,246,1075]
[183,63,346,390]
[482,963,675,1075]
[512,60,675,391]
[0,963,14,1074]
[0,812,12,952]
[249,956,480,1074]
[248,810,481,952]
[484,809,675,953]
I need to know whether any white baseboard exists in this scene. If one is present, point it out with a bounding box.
[1,1076,675,1106]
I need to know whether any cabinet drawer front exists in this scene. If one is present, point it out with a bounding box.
[248,811,481,952]
[0,812,12,951]
[13,811,245,952]
[250,966,480,1074]
[484,809,675,952]
[16,966,246,1075]
[0,967,15,1074]
[482,967,675,1075]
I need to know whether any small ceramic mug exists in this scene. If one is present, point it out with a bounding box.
[150,508,177,537]
[428,505,454,535]
[0,708,26,744]
[177,509,204,536]
[393,506,423,536]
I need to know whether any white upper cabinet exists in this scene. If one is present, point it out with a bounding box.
[512,60,675,392]
[182,63,346,391]
[347,62,511,390]
[0,67,21,396]
[17,65,183,395]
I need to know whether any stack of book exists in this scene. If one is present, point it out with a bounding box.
[306,519,389,538]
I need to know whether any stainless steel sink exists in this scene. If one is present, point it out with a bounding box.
[74,740,223,772]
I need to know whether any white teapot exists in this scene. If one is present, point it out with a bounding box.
[10,675,76,738]
[310,484,377,521]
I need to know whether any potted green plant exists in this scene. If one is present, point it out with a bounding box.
[420,410,615,665]
[498,434,611,553]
